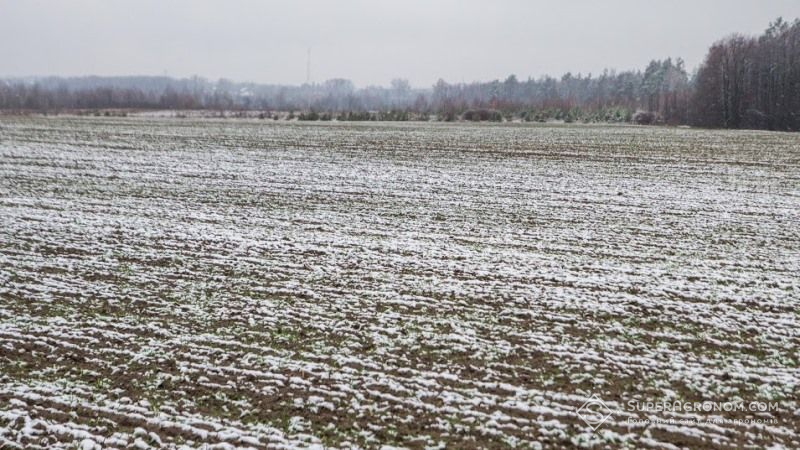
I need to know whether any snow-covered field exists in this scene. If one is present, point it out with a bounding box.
[0,117,798,449]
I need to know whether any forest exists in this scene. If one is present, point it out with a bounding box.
[1,18,798,130]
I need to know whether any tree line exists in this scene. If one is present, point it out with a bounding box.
[1,18,798,130]
[692,18,800,130]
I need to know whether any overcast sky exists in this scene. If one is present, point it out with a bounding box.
[1,0,797,87]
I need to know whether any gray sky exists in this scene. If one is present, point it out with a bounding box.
[1,0,797,87]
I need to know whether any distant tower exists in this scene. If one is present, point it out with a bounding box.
[306,47,312,111]
[306,47,311,84]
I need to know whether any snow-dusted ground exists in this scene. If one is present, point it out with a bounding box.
[0,117,798,449]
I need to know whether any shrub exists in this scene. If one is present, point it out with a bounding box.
[298,111,320,121]
[632,110,656,125]
[462,109,503,122]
